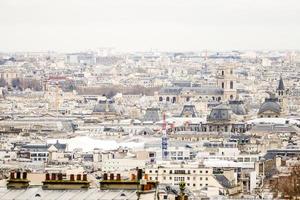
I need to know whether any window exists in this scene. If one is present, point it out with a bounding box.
[172,97,176,103]
[200,177,202,180]
[230,81,233,89]
[221,82,224,89]
[159,97,163,102]
[205,177,208,181]
[166,97,170,102]
[169,177,172,180]
[205,171,208,174]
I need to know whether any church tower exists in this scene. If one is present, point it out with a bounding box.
[217,64,237,101]
[276,76,288,114]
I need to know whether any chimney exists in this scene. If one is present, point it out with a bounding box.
[103,173,108,180]
[45,173,50,180]
[83,174,87,181]
[16,172,21,179]
[110,173,114,180]
[70,174,75,181]
[77,174,81,181]
[58,173,63,180]
[23,172,27,179]
[10,172,15,180]
[51,173,56,180]
[116,174,121,181]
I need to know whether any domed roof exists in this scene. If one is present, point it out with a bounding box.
[258,98,281,114]
[207,104,232,121]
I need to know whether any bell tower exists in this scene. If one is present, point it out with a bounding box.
[217,64,237,101]
[276,76,288,114]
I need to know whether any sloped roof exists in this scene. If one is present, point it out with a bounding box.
[277,76,285,91]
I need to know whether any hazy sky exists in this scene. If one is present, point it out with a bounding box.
[0,0,299,52]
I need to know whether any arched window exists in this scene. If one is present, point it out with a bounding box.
[212,96,215,101]
[172,97,176,103]
[166,97,170,102]
[230,81,233,89]
[230,95,234,100]
[221,82,224,89]
[159,97,163,102]
[218,97,221,101]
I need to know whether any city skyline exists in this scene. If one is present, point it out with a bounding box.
[0,0,300,52]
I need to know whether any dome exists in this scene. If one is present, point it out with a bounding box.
[258,98,281,114]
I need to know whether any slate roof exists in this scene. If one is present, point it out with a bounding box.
[207,104,231,121]
[258,98,281,114]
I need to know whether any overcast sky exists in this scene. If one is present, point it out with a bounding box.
[0,0,299,52]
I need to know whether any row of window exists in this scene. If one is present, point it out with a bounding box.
[32,158,47,161]
[31,153,48,157]
[148,169,209,174]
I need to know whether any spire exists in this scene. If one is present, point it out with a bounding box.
[277,76,285,91]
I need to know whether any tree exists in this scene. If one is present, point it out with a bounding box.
[270,165,300,199]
